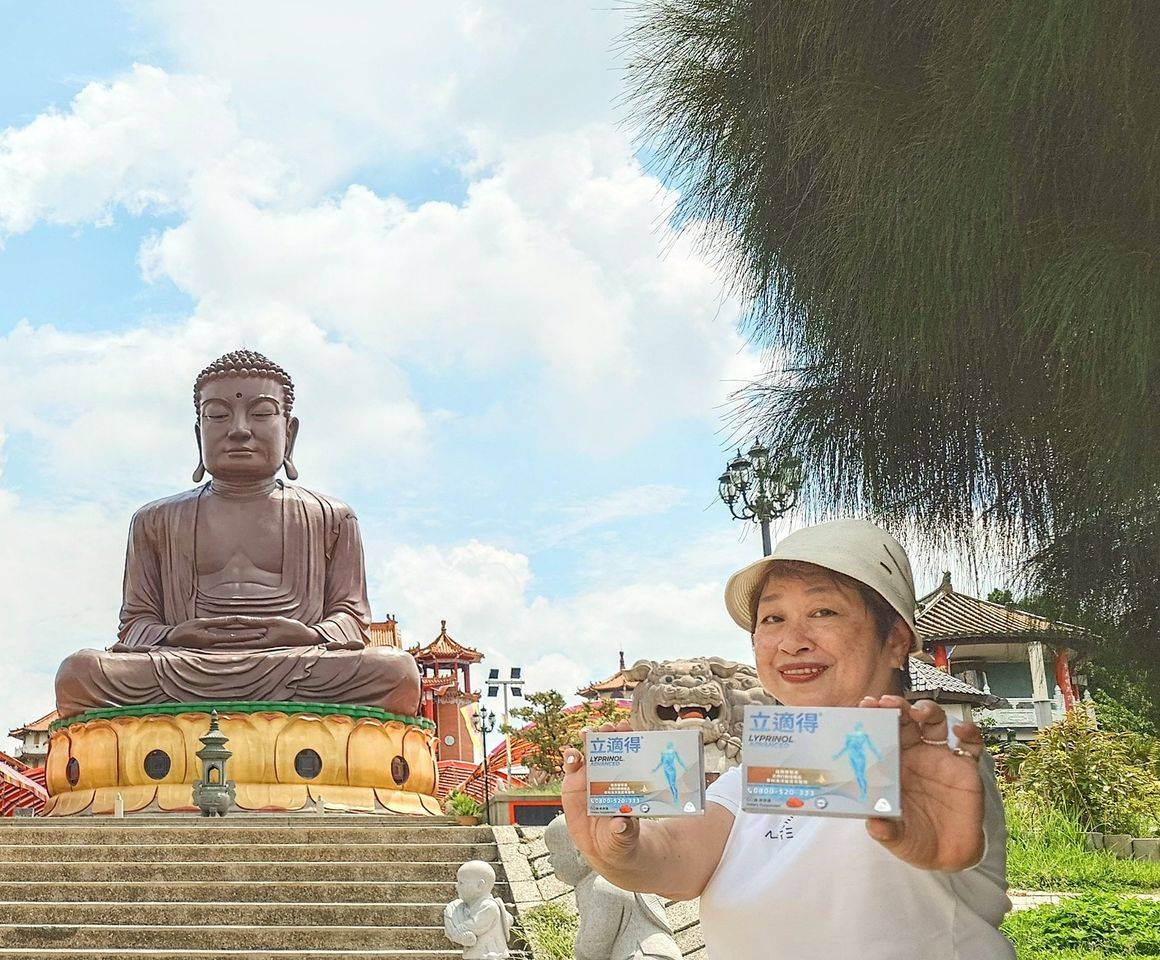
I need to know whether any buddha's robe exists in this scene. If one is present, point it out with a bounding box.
[55,484,420,719]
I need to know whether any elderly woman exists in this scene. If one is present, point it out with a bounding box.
[561,519,1015,960]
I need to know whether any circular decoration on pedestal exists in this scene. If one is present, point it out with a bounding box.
[294,748,323,780]
[44,702,441,816]
[444,735,456,746]
[143,749,172,781]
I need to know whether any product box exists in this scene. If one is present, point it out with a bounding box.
[740,705,901,819]
[585,729,705,817]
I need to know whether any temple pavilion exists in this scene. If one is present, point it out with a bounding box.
[576,651,636,700]
[915,573,1091,739]
[6,710,57,767]
[407,621,483,765]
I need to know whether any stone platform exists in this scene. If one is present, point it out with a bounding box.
[44,703,440,816]
[0,814,519,959]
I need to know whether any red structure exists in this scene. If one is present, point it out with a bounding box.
[408,621,483,764]
[0,751,47,817]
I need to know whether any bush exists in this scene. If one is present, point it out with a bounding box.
[520,902,578,960]
[1015,711,1160,835]
[443,791,483,818]
[1004,792,1160,892]
[1001,894,1160,957]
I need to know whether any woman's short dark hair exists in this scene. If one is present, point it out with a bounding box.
[761,559,911,691]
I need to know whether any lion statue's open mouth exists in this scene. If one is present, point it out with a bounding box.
[654,704,722,722]
[626,657,776,772]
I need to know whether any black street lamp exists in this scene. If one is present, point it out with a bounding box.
[718,441,804,556]
[474,705,497,824]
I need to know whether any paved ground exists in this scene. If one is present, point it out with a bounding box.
[1010,890,1160,911]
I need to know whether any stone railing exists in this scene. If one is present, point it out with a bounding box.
[492,824,706,959]
[1083,832,1160,861]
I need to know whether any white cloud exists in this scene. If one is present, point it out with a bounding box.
[374,537,751,711]
[131,1,631,186]
[0,314,428,502]
[140,125,757,449]
[0,64,284,237]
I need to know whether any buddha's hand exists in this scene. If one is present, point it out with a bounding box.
[561,719,641,874]
[210,616,320,649]
[165,616,319,650]
[860,695,986,872]
[165,616,269,649]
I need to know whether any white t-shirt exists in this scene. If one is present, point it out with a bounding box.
[699,752,1015,960]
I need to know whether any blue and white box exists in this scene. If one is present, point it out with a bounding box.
[741,705,901,819]
[585,729,704,818]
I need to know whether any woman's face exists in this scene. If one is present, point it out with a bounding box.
[752,567,908,707]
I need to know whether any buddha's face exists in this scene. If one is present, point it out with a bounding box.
[196,374,298,481]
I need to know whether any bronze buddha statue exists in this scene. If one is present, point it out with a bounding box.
[55,350,420,718]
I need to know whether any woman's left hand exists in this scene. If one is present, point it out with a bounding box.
[860,695,986,872]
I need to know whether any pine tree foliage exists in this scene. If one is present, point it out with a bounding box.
[628,0,1159,670]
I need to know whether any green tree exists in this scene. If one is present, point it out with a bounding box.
[504,691,630,780]
[628,1,1159,680]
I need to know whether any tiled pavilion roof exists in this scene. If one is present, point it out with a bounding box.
[408,621,483,663]
[368,616,401,649]
[0,756,47,817]
[908,658,999,707]
[916,573,1091,647]
[7,709,58,738]
[577,652,637,698]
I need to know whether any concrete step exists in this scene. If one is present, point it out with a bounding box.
[0,842,498,862]
[0,924,450,951]
[0,881,486,904]
[0,902,447,926]
[0,826,491,845]
[0,861,500,883]
[1,952,468,960]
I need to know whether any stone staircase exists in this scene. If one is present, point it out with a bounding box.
[0,815,514,960]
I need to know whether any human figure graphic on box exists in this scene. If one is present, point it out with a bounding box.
[832,721,883,801]
[443,861,513,960]
[651,741,688,804]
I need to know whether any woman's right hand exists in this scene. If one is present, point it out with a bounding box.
[560,720,642,872]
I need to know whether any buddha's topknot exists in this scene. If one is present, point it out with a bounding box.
[193,350,295,414]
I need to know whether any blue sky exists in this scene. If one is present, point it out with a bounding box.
[0,2,1004,745]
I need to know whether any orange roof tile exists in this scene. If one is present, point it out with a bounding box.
[368,616,401,649]
[577,652,638,697]
[8,709,58,738]
[407,621,483,663]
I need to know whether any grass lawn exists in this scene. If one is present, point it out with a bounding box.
[1002,894,1160,959]
[1005,796,1160,893]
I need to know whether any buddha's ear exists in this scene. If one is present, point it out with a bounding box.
[283,416,300,481]
[192,423,206,483]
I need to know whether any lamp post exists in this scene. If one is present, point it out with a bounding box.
[486,667,524,784]
[717,441,804,556]
[474,705,497,824]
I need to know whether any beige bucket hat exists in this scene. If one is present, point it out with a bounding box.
[724,518,919,650]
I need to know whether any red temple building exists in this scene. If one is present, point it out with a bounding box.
[408,621,483,764]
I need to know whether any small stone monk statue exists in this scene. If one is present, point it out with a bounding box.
[443,861,513,960]
[54,350,421,718]
[544,816,681,960]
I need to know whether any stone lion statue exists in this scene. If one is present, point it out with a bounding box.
[625,657,776,773]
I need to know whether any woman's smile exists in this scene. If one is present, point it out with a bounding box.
[777,662,830,683]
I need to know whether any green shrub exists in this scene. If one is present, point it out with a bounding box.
[1001,895,1160,956]
[520,902,578,960]
[1004,792,1160,892]
[1015,711,1160,835]
[443,791,483,818]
